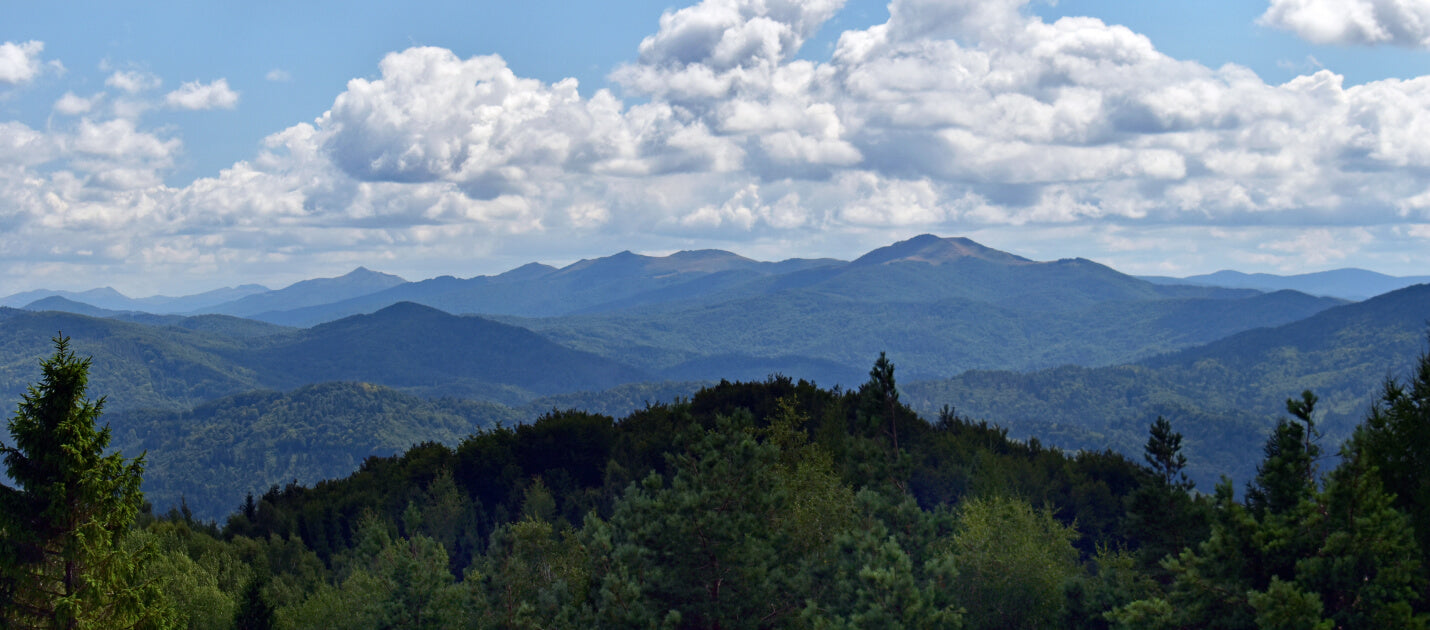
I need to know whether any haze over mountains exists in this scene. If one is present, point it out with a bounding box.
[1143,268,1430,301]
[2,234,1425,518]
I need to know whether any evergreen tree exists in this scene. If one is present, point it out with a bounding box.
[1143,417,1191,491]
[0,335,175,629]
[1245,392,1321,519]
[1348,343,1430,571]
[232,576,274,630]
[1125,417,1207,578]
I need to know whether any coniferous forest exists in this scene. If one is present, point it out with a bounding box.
[4,333,1430,629]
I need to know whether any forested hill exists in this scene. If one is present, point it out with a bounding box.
[109,382,524,521]
[905,282,1430,488]
[0,302,648,416]
[75,348,1430,629]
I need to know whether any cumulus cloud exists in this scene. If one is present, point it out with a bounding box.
[53,92,100,115]
[165,78,239,110]
[10,0,1430,293]
[1260,0,1430,47]
[0,41,48,84]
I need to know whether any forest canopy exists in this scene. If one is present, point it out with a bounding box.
[2,339,1429,629]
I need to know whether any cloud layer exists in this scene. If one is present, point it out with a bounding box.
[4,0,1430,293]
[1260,0,1430,47]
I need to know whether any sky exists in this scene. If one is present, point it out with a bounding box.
[3,0,1430,297]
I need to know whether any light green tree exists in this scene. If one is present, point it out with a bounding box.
[0,336,176,629]
[946,495,1080,630]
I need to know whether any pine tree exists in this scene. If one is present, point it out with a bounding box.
[1143,417,1191,491]
[0,336,174,629]
[1245,392,1321,519]
[1126,417,1207,578]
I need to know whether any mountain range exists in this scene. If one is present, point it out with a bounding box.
[1142,268,1430,301]
[11,234,1417,321]
[3,233,1424,516]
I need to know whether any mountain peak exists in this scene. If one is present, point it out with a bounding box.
[341,267,405,282]
[851,234,1032,267]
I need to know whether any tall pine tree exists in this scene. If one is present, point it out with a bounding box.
[0,336,174,629]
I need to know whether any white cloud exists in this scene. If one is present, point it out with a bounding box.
[265,68,292,82]
[164,78,239,110]
[53,92,100,115]
[1260,0,1430,47]
[105,70,161,93]
[13,0,1430,294]
[0,41,47,84]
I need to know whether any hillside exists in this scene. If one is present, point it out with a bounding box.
[239,302,650,400]
[517,283,1341,382]
[0,303,649,419]
[904,283,1430,487]
[109,381,522,520]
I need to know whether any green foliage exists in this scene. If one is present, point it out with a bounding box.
[110,382,518,520]
[946,495,1081,630]
[1124,417,1208,577]
[1347,341,1430,568]
[1245,394,1321,520]
[1115,391,1430,630]
[904,285,1430,489]
[0,336,176,629]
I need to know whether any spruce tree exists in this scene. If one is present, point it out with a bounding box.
[0,336,174,629]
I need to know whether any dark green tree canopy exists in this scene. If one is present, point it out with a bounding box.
[0,335,173,629]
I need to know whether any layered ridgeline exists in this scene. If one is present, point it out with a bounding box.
[1143,267,1430,301]
[238,235,1346,381]
[4,235,1345,395]
[0,302,648,414]
[905,283,1430,488]
[0,234,1391,521]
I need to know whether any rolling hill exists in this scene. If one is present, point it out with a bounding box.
[904,283,1430,488]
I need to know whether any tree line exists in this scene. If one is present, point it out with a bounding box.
[2,339,1429,628]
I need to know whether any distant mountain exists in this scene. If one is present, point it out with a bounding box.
[200,267,406,318]
[0,308,270,414]
[140,283,272,313]
[1,284,270,313]
[1142,268,1430,301]
[23,296,126,317]
[255,251,842,326]
[2,286,132,310]
[504,235,1341,383]
[904,282,1430,489]
[241,302,649,400]
[0,301,647,416]
[851,233,1032,266]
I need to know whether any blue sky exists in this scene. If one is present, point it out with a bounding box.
[3,0,1430,296]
